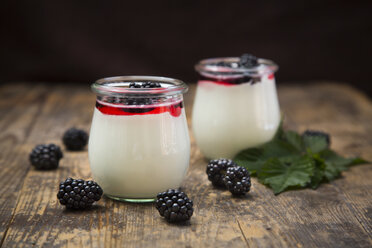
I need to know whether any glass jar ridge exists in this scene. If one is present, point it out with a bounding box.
[92,75,188,98]
[195,57,278,80]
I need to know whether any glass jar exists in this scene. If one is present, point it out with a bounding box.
[89,76,190,202]
[192,56,280,159]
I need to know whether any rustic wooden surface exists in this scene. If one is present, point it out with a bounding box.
[0,82,371,248]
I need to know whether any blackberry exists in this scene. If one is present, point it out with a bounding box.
[121,97,155,113]
[239,53,258,68]
[62,128,88,151]
[129,82,142,88]
[302,130,330,145]
[223,166,251,195]
[57,178,103,210]
[127,81,161,111]
[29,144,63,170]
[122,97,153,106]
[206,158,238,187]
[105,96,121,103]
[129,82,161,88]
[155,189,194,222]
[100,95,153,106]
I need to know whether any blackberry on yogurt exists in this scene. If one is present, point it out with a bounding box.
[98,81,162,113]
[239,53,258,68]
[129,82,161,88]
[198,53,260,85]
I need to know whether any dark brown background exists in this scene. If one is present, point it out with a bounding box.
[1,1,371,94]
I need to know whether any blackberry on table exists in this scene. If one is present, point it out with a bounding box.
[302,130,331,146]
[155,189,194,222]
[206,158,238,187]
[29,144,63,170]
[239,53,258,68]
[223,166,251,195]
[57,178,103,210]
[63,128,88,151]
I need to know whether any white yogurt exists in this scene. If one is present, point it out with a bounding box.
[89,107,190,199]
[192,75,280,159]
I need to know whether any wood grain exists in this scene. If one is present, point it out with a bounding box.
[0,82,371,248]
[0,83,51,245]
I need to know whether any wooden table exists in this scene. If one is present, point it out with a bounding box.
[0,82,371,248]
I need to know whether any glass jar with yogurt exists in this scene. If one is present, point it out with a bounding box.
[89,76,190,202]
[192,54,280,159]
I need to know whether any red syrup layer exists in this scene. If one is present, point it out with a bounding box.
[198,74,275,86]
[96,101,183,117]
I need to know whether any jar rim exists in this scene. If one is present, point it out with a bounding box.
[92,76,188,97]
[195,57,278,78]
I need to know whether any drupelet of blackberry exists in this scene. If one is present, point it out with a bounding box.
[57,178,103,210]
[302,130,330,146]
[62,128,89,151]
[129,82,161,88]
[155,189,194,222]
[29,144,63,170]
[206,158,238,187]
[223,166,251,195]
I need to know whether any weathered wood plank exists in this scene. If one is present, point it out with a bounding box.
[278,82,372,246]
[0,82,371,248]
[0,83,52,245]
[0,85,95,248]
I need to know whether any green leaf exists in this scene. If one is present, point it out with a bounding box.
[235,138,301,175]
[262,139,300,158]
[309,155,326,189]
[233,123,369,194]
[284,131,303,152]
[257,156,315,194]
[234,148,265,175]
[303,135,328,153]
[320,150,369,181]
[348,157,370,166]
